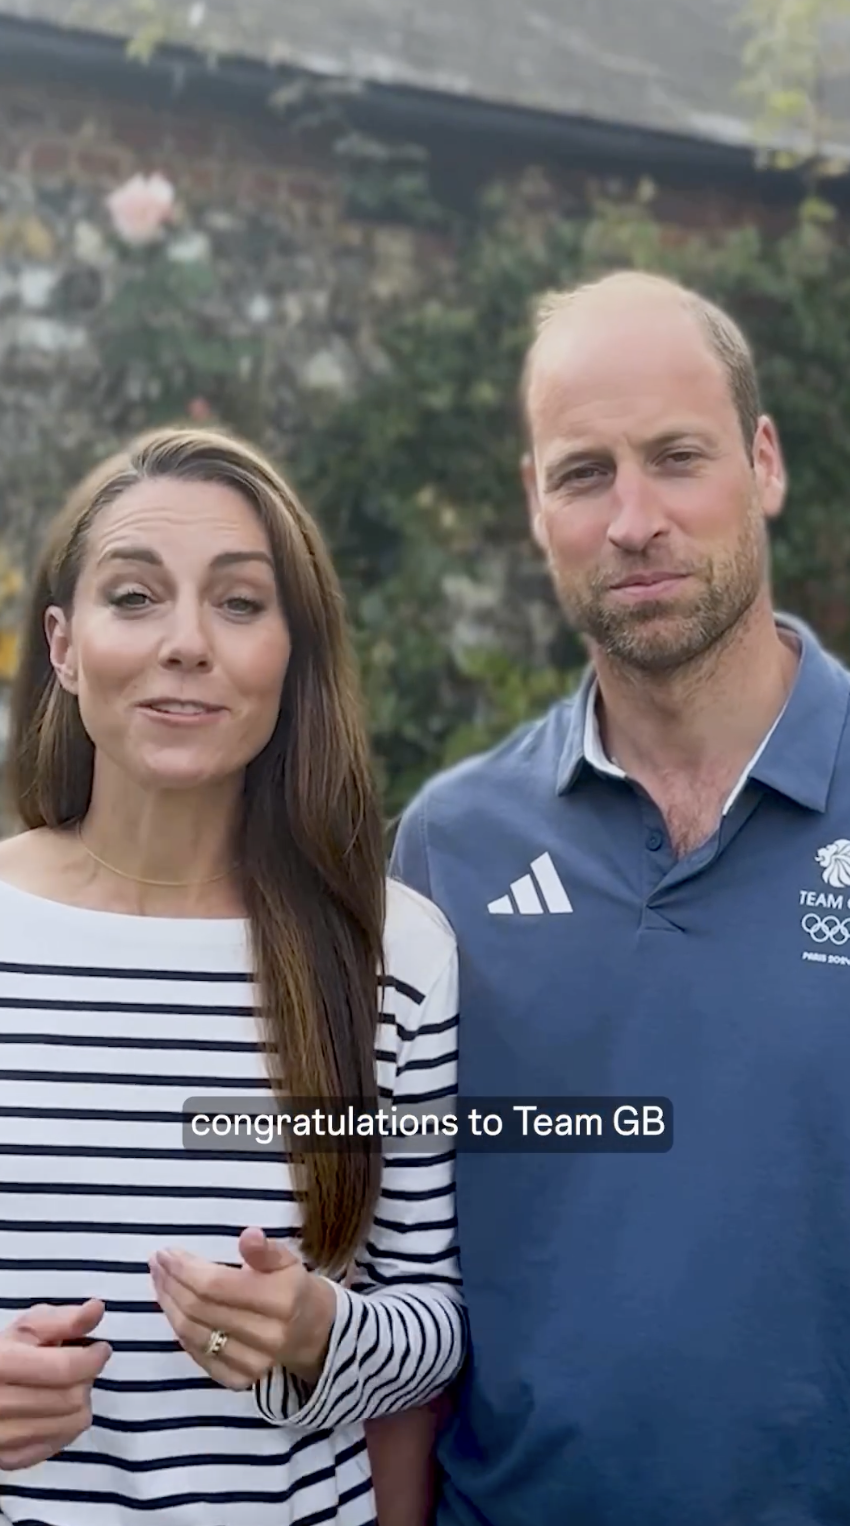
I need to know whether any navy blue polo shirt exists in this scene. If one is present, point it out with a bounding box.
[390,616,850,1526]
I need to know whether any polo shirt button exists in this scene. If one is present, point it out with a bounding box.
[646,830,664,851]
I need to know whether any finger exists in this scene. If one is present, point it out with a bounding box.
[1,1442,59,1471]
[152,1246,297,1316]
[5,1304,54,1348]
[0,1340,111,1388]
[239,1227,300,1275]
[12,1300,106,1348]
[0,1408,90,1453]
[0,1382,91,1420]
[207,1349,264,1389]
[0,1429,84,1471]
[151,1277,268,1387]
[150,1263,280,1358]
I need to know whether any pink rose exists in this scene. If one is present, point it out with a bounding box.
[106,173,176,247]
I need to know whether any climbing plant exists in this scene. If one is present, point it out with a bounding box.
[290,178,850,812]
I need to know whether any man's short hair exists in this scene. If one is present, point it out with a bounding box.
[518,272,762,456]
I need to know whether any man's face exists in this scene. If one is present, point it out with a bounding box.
[522,289,786,673]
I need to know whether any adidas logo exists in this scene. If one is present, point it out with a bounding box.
[487,852,573,915]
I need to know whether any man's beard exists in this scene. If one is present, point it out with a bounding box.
[552,500,768,674]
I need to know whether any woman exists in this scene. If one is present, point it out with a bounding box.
[0,426,464,1525]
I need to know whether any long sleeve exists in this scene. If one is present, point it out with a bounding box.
[255,886,466,1431]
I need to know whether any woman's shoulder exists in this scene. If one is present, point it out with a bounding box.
[0,833,78,956]
[0,829,62,912]
[0,829,250,972]
[0,826,47,876]
[382,876,457,998]
[384,875,455,952]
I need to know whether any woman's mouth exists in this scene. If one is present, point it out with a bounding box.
[137,699,226,723]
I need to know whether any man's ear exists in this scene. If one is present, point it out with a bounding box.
[44,605,79,695]
[752,414,786,524]
[521,451,548,554]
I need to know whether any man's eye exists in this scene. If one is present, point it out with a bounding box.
[563,465,605,486]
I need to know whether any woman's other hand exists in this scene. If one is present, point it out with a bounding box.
[0,1298,111,1470]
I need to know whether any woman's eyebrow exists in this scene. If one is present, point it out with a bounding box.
[96,547,275,570]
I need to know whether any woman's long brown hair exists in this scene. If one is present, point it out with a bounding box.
[7,426,386,1275]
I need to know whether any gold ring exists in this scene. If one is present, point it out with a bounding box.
[204,1328,228,1358]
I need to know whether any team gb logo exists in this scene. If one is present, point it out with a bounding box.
[816,839,850,888]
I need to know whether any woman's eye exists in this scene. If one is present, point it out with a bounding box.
[105,589,265,615]
[108,589,151,609]
[224,596,264,615]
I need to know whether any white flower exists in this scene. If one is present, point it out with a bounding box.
[106,173,176,247]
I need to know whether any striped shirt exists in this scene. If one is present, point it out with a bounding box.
[0,874,465,1525]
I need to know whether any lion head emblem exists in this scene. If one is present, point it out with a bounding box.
[815,839,850,888]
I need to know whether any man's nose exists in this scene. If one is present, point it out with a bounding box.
[606,467,667,553]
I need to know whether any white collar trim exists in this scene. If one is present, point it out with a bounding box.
[582,633,797,816]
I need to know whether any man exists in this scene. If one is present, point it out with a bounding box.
[389,270,850,1525]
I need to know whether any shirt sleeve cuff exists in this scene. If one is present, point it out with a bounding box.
[254,1278,353,1430]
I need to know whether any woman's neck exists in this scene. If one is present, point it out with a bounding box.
[74,765,245,917]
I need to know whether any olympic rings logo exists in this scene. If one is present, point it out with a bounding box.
[801,913,850,945]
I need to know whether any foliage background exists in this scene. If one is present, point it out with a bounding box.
[2,0,850,819]
[290,180,850,812]
[4,171,850,817]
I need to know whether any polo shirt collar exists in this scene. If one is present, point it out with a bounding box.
[556,615,849,813]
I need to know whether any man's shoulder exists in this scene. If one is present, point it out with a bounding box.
[402,695,578,830]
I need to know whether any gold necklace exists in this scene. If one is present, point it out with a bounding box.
[77,825,237,888]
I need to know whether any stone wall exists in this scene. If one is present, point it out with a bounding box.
[0,65,804,830]
[0,76,451,473]
[0,75,462,826]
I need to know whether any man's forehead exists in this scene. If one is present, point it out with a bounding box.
[526,297,729,435]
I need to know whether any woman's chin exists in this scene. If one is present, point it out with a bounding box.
[125,751,236,793]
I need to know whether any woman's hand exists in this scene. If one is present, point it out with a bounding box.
[0,1299,112,1471]
[149,1227,337,1392]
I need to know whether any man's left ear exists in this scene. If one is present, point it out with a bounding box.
[752,415,786,522]
[44,605,79,695]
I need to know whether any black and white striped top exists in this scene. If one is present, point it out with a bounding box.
[0,875,465,1525]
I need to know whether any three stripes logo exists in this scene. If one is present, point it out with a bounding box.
[487,852,573,916]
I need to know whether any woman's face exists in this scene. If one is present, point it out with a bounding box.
[46,475,292,792]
